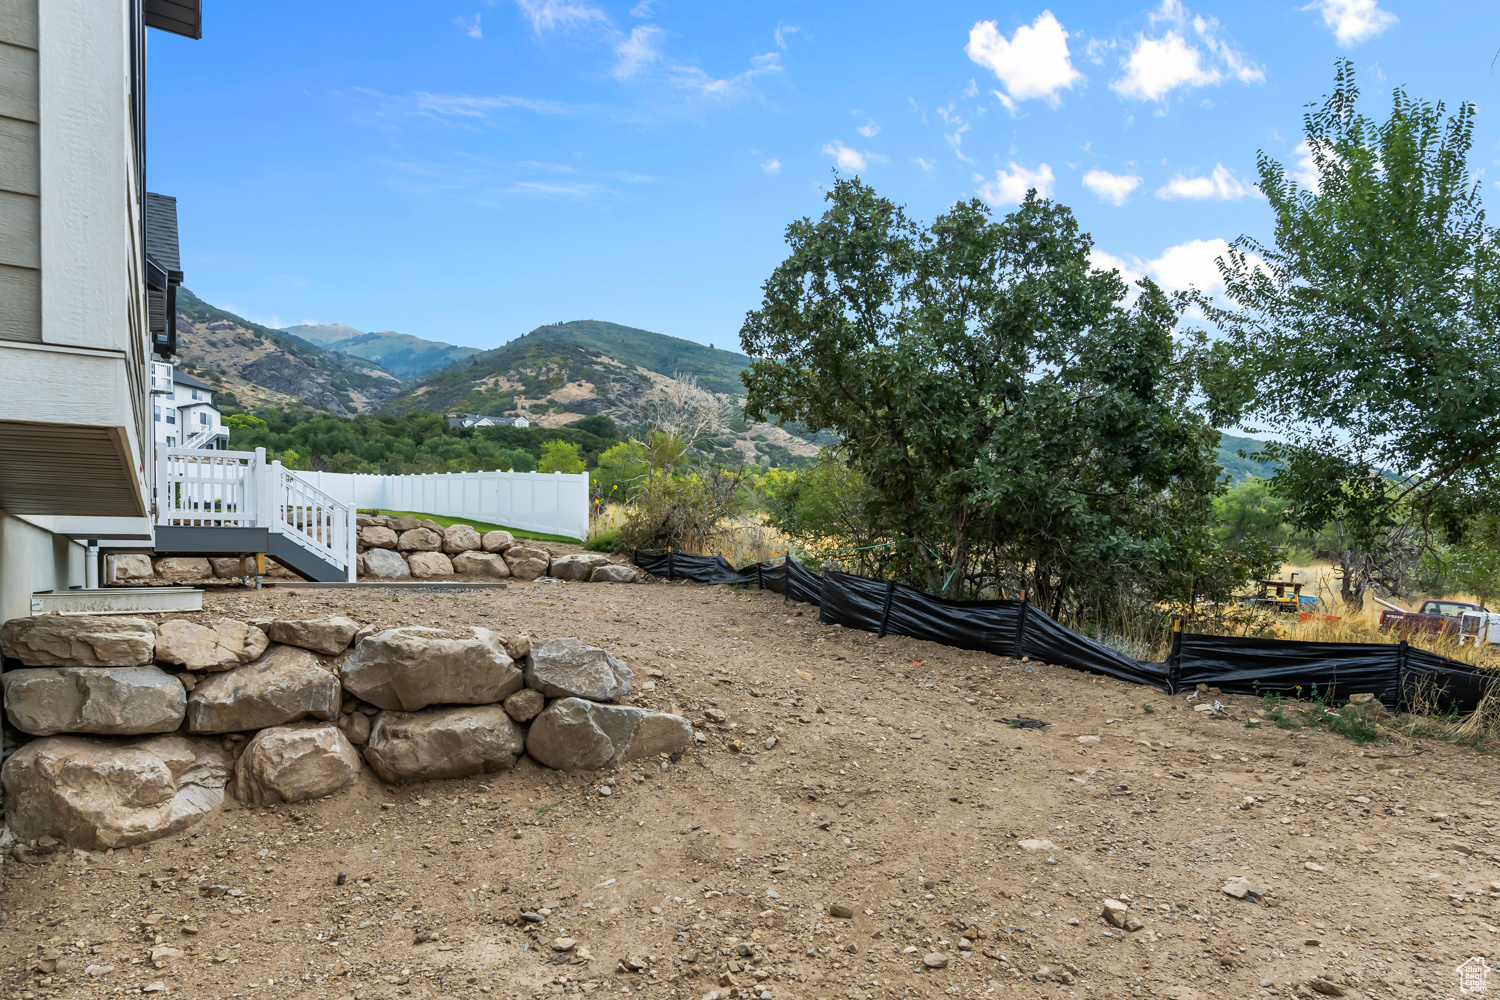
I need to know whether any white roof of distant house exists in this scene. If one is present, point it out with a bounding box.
[447,414,529,428]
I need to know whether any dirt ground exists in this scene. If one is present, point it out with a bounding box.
[4,577,1499,1000]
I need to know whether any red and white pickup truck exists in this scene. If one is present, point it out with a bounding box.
[1375,597,1488,635]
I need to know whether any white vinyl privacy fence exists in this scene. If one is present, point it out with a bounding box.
[289,469,590,541]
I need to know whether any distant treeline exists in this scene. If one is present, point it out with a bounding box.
[222,408,619,475]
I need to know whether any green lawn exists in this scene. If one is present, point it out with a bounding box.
[374,510,578,545]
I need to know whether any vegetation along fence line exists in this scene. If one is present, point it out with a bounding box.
[632,550,1494,717]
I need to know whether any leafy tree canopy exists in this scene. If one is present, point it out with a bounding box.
[740,177,1232,616]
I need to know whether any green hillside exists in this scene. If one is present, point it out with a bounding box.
[283,323,480,379]
[380,339,652,417]
[1216,432,1279,484]
[507,319,751,396]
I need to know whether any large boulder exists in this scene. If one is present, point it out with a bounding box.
[185,644,342,734]
[3,666,185,736]
[503,544,552,581]
[397,527,442,552]
[155,618,268,671]
[451,551,510,578]
[230,723,361,806]
[154,557,213,582]
[389,515,421,532]
[339,626,523,711]
[207,557,243,578]
[407,551,454,578]
[443,523,482,554]
[1,615,155,667]
[549,553,610,582]
[526,637,632,701]
[362,705,526,784]
[361,548,411,579]
[112,554,155,581]
[1,735,229,849]
[359,525,399,549]
[481,530,515,553]
[337,710,372,745]
[590,563,639,584]
[265,617,361,655]
[525,698,693,772]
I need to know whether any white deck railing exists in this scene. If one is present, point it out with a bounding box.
[155,448,357,582]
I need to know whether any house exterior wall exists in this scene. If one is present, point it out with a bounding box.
[156,381,227,449]
[0,0,154,622]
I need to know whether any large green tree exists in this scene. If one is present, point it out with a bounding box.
[740,177,1230,615]
[1217,61,1500,608]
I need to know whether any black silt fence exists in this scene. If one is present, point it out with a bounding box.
[632,551,1495,715]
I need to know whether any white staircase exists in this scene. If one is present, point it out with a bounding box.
[155,448,357,582]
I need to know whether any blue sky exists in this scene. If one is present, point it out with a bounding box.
[148,1,1498,352]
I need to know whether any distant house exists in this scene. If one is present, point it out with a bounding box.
[156,371,229,450]
[448,414,530,429]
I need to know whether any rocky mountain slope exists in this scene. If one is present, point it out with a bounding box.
[174,289,401,416]
[282,323,480,380]
[382,339,817,466]
[507,319,752,396]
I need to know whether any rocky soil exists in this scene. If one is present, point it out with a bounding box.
[3,580,1497,1000]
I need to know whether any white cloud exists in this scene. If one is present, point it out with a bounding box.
[1112,30,1219,101]
[1303,0,1397,46]
[1089,249,1143,286]
[669,52,782,97]
[1148,238,1231,293]
[455,13,483,39]
[612,25,662,80]
[515,0,609,33]
[1112,1,1263,103]
[628,0,657,17]
[857,121,881,138]
[913,157,936,173]
[822,141,885,173]
[774,23,798,49]
[1290,140,1322,191]
[1082,168,1142,205]
[1155,163,1256,200]
[977,161,1056,205]
[761,158,781,174]
[965,10,1084,112]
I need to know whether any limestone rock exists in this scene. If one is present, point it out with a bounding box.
[590,563,638,583]
[339,626,522,711]
[420,518,443,532]
[361,548,411,579]
[407,551,455,578]
[442,523,482,554]
[549,553,610,582]
[1,615,155,667]
[230,723,361,806]
[263,558,301,580]
[389,515,420,531]
[396,527,442,552]
[206,557,242,579]
[362,705,525,784]
[155,618,268,671]
[525,698,693,772]
[153,557,212,582]
[502,544,551,581]
[452,551,510,578]
[112,554,155,581]
[265,617,361,655]
[337,711,372,745]
[1,735,229,849]
[1101,899,1129,928]
[3,666,186,736]
[481,530,515,553]
[185,644,342,734]
[502,687,545,723]
[526,637,632,701]
[360,525,399,549]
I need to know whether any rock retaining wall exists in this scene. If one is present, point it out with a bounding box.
[0,613,691,851]
[110,515,639,585]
